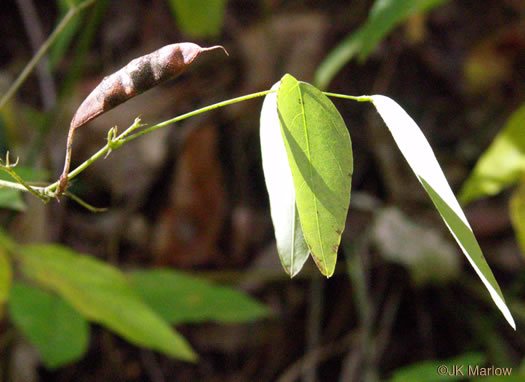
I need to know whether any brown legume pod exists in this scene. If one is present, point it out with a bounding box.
[57,43,228,197]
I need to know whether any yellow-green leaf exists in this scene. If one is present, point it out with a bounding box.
[314,0,450,89]
[18,244,196,361]
[168,0,226,38]
[459,103,525,204]
[0,247,11,308]
[128,269,271,324]
[389,352,485,382]
[510,181,525,258]
[277,74,353,277]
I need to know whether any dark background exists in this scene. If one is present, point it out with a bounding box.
[1,0,524,380]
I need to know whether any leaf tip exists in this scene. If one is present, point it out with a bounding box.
[502,309,516,330]
[184,351,199,363]
[324,269,334,279]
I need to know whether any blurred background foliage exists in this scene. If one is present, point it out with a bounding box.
[0,0,524,381]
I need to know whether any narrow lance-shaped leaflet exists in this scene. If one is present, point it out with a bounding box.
[57,43,228,196]
[369,95,515,329]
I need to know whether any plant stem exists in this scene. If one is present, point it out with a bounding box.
[0,0,95,110]
[0,166,49,202]
[1,88,370,200]
[118,89,275,145]
[0,179,33,193]
[43,89,275,195]
[323,92,372,102]
[44,121,141,192]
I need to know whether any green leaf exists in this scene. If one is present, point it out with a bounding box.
[9,281,89,369]
[0,227,16,254]
[471,358,525,381]
[389,352,485,382]
[472,373,523,382]
[168,0,226,38]
[277,74,353,277]
[468,314,513,367]
[128,269,271,325]
[18,244,197,361]
[370,95,515,329]
[459,103,525,204]
[510,182,525,258]
[314,0,449,89]
[0,247,11,307]
[260,82,310,276]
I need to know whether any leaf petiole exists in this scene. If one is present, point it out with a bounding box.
[322,92,373,103]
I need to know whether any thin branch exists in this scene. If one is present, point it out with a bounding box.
[118,90,275,145]
[16,0,57,110]
[44,89,275,197]
[0,179,32,193]
[276,331,358,382]
[303,276,323,382]
[64,191,107,212]
[0,152,50,202]
[0,0,96,110]
[0,87,379,205]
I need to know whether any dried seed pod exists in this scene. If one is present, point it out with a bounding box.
[57,42,228,197]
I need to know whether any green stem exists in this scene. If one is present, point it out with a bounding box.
[46,141,107,192]
[0,0,96,110]
[0,179,32,193]
[42,122,137,193]
[0,166,49,202]
[65,191,107,212]
[118,89,275,145]
[44,89,274,195]
[1,88,370,199]
[323,92,372,102]
[0,179,50,201]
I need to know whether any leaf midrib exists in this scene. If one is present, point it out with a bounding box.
[297,83,326,270]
